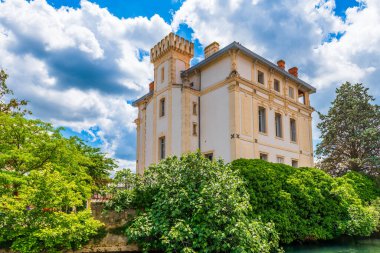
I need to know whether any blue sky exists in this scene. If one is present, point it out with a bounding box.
[1,0,379,170]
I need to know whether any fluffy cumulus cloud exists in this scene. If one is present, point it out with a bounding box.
[0,0,172,171]
[172,0,380,92]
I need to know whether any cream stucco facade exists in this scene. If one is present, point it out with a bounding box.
[133,33,316,175]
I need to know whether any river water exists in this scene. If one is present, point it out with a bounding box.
[285,239,380,253]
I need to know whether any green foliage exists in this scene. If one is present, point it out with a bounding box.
[0,113,115,188]
[0,113,114,252]
[343,205,379,237]
[316,82,380,177]
[231,159,380,244]
[0,69,29,115]
[108,152,281,252]
[341,172,380,203]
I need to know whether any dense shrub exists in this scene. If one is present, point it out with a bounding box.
[341,171,380,203]
[107,152,282,253]
[231,159,379,244]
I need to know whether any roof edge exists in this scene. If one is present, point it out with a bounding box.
[181,42,316,94]
[132,91,153,107]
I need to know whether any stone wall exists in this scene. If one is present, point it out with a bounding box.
[70,203,138,252]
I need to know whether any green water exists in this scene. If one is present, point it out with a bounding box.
[285,239,380,253]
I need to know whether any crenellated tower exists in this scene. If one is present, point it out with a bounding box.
[134,33,194,174]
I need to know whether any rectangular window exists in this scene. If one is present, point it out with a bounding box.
[259,153,268,161]
[290,118,297,142]
[292,160,298,168]
[275,113,282,138]
[204,153,213,161]
[288,86,294,98]
[159,136,165,160]
[257,70,264,85]
[193,102,197,115]
[192,123,197,136]
[159,98,165,117]
[276,156,284,163]
[274,79,280,92]
[258,107,266,133]
[161,67,165,83]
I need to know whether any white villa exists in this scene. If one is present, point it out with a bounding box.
[133,33,316,175]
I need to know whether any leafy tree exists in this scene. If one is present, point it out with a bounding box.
[231,159,379,244]
[0,112,115,252]
[0,113,115,188]
[0,169,103,253]
[0,69,29,115]
[316,82,380,176]
[107,152,281,253]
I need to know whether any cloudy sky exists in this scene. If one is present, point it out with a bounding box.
[0,0,379,171]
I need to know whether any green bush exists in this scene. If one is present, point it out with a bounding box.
[341,171,380,203]
[231,159,379,243]
[108,152,282,253]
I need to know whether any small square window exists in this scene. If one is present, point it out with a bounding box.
[292,160,298,168]
[276,156,284,164]
[274,79,280,92]
[259,153,268,161]
[204,153,213,160]
[257,70,264,85]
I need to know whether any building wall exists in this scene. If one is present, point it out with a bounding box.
[201,56,231,89]
[156,61,170,91]
[200,85,231,162]
[189,93,199,151]
[237,54,252,80]
[171,87,182,157]
[145,100,154,168]
[175,59,186,84]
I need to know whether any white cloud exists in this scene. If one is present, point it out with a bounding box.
[310,0,380,89]
[173,0,380,92]
[0,0,173,171]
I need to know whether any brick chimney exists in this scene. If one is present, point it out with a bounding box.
[288,67,298,78]
[277,59,285,70]
[204,42,220,58]
[149,81,154,92]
